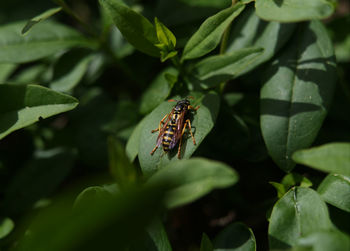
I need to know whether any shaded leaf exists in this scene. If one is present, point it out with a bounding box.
[99,0,159,57]
[181,3,245,61]
[0,217,14,239]
[269,182,286,199]
[193,47,263,88]
[126,117,147,162]
[147,158,238,208]
[140,67,178,115]
[260,21,337,172]
[269,187,334,249]
[226,6,296,76]
[293,230,350,251]
[317,174,350,213]
[200,233,213,251]
[281,173,313,188]
[50,50,94,92]
[108,136,138,187]
[138,91,220,175]
[0,84,78,140]
[0,21,94,63]
[16,184,166,251]
[0,63,17,83]
[293,143,350,176]
[1,148,76,215]
[255,0,334,22]
[213,222,256,251]
[21,7,62,35]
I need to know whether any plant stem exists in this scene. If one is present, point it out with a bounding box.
[53,0,98,37]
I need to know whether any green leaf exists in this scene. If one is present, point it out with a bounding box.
[11,64,48,84]
[260,21,337,172]
[1,148,76,215]
[0,217,14,239]
[0,63,17,83]
[50,50,94,92]
[225,6,296,76]
[144,219,172,251]
[154,17,176,49]
[213,222,256,251]
[0,21,94,63]
[99,0,160,57]
[292,143,350,176]
[160,50,178,63]
[269,187,334,249]
[193,47,263,88]
[16,184,167,251]
[293,230,350,251]
[146,158,238,208]
[200,233,213,251]
[108,136,138,187]
[317,174,350,213]
[140,67,178,115]
[181,3,245,61]
[255,0,334,22]
[178,0,232,8]
[269,181,287,199]
[21,7,62,35]
[0,84,78,140]
[281,173,313,189]
[126,117,147,162]
[138,91,220,175]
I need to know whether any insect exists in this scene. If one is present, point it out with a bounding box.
[150,98,199,159]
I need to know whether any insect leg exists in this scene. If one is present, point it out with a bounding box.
[188,105,200,111]
[151,113,168,133]
[150,145,159,155]
[186,119,196,145]
[177,120,188,159]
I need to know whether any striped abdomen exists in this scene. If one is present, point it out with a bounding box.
[162,123,177,152]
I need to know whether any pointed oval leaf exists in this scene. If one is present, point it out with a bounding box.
[0,84,78,140]
[99,0,160,57]
[293,230,350,251]
[21,7,62,35]
[147,158,238,208]
[0,218,14,239]
[213,222,256,251]
[0,63,17,83]
[318,174,350,213]
[292,143,350,176]
[260,21,337,172]
[269,187,334,249]
[226,6,296,76]
[193,47,263,88]
[181,3,245,61]
[154,17,176,48]
[126,117,147,162]
[0,21,94,63]
[138,91,220,175]
[200,233,213,251]
[255,0,334,22]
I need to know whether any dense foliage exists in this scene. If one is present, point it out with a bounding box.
[0,0,349,250]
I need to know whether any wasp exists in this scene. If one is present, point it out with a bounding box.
[150,98,199,159]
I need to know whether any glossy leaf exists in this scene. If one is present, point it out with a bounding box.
[0,217,14,239]
[200,233,213,251]
[99,0,159,57]
[139,67,178,115]
[0,21,94,63]
[213,222,256,251]
[0,85,78,140]
[50,51,94,92]
[0,63,17,83]
[181,3,245,61]
[318,174,350,213]
[255,0,334,22]
[147,158,238,208]
[193,47,263,88]
[269,187,334,249]
[293,143,350,176]
[226,6,296,76]
[293,230,350,251]
[260,21,337,172]
[138,91,220,175]
[1,148,76,215]
[126,117,147,162]
[21,7,62,35]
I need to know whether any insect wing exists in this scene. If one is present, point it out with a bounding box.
[169,110,185,149]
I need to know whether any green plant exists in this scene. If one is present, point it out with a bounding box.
[0,0,350,250]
